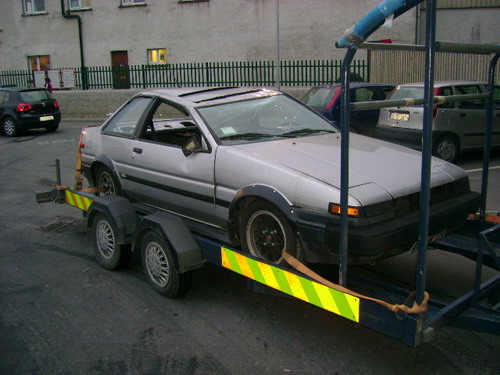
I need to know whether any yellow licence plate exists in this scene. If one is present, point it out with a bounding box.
[40,115,54,121]
[390,112,409,121]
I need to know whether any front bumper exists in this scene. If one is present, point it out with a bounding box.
[294,191,481,264]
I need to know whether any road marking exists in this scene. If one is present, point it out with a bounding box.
[37,139,77,145]
[465,165,500,173]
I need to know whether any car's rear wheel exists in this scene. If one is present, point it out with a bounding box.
[2,117,19,137]
[45,124,59,133]
[141,231,192,298]
[95,166,121,196]
[240,201,298,265]
[92,212,131,269]
[433,134,459,163]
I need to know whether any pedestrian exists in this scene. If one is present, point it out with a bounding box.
[44,77,53,94]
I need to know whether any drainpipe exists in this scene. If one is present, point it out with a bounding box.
[61,0,88,89]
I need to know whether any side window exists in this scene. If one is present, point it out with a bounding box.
[140,101,198,148]
[0,91,7,104]
[439,86,454,109]
[103,96,153,136]
[456,85,485,109]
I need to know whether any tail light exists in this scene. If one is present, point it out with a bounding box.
[325,87,341,110]
[16,103,33,112]
[432,88,441,119]
[54,100,60,108]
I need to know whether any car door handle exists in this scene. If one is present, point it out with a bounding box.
[133,147,143,154]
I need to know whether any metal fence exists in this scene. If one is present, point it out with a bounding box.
[0,60,369,90]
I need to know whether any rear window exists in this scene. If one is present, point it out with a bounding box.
[20,90,52,102]
[388,87,424,100]
[303,87,336,108]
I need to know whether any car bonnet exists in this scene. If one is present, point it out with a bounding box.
[232,133,465,200]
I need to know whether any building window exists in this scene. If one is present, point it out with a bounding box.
[28,55,51,71]
[121,0,146,6]
[148,49,167,64]
[23,0,46,14]
[69,0,91,10]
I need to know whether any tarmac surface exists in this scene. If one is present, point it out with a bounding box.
[0,121,499,375]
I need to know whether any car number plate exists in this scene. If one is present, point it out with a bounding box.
[40,115,54,121]
[389,112,409,121]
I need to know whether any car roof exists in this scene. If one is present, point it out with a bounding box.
[310,83,395,90]
[397,81,486,88]
[0,87,47,92]
[138,86,283,107]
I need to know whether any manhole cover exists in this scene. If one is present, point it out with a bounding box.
[40,216,77,233]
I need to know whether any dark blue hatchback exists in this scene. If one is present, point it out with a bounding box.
[0,87,61,137]
[302,83,394,136]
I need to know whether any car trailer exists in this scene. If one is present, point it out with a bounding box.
[36,0,499,347]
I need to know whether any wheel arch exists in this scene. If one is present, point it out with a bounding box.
[227,184,298,244]
[88,155,119,186]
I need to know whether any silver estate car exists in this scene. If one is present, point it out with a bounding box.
[376,81,500,163]
[80,87,479,265]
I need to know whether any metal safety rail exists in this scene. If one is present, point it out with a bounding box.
[335,0,500,337]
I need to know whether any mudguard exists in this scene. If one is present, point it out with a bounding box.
[133,212,206,273]
[86,195,139,245]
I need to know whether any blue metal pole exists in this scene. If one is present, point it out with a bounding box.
[339,48,357,286]
[479,54,500,229]
[415,0,437,305]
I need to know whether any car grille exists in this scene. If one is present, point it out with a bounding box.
[394,177,470,218]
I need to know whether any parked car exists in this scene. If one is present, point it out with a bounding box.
[302,83,395,135]
[0,87,61,137]
[375,81,500,163]
[80,87,479,266]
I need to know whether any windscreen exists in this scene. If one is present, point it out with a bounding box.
[197,94,337,144]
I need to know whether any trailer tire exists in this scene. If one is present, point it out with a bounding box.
[92,212,131,269]
[141,231,192,298]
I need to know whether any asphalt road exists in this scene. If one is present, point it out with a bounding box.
[0,121,499,375]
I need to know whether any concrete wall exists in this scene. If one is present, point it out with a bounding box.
[54,87,311,119]
[0,0,417,70]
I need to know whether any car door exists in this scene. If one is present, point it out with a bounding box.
[120,99,217,225]
[349,86,380,135]
[453,84,487,148]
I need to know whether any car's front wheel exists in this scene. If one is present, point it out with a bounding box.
[240,201,298,265]
[433,134,460,163]
[2,117,19,137]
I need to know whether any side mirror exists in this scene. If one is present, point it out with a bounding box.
[182,134,204,156]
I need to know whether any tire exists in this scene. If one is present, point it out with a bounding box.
[141,231,192,298]
[239,200,298,265]
[433,135,460,163]
[92,212,132,270]
[45,124,59,133]
[95,166,121,196]
[2,117,19,137]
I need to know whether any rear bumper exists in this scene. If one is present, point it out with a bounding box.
[374,124,423,150]
[17,112,61,130]
[295,191,481,264]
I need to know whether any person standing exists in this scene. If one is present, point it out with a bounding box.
[44,77,53,94]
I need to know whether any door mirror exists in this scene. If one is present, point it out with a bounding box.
[182,134,204,156]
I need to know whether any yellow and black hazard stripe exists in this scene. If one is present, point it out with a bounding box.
[65,190,93,212]
[221,247,360,322]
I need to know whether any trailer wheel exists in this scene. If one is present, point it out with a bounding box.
[141,231,192,298]
[240,200,298,265]
[95,166,121,196]
[92,212,131,269]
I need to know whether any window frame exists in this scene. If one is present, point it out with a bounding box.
[23,0,47,15]
[68,0,92,11]
[120,0,146,7]
[147,48,168,65]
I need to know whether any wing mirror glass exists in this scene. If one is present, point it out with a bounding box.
[182,133,205,156]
